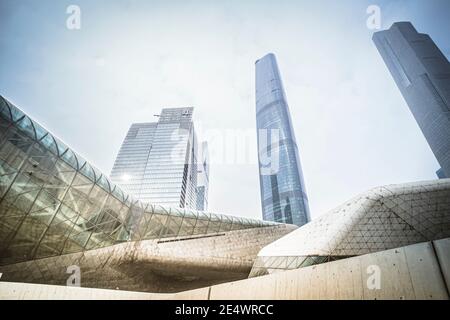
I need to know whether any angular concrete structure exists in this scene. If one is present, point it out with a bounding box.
[0,224,293,293]
[210,238,450,300]
[2,238,449,300]
[249,179,450,277]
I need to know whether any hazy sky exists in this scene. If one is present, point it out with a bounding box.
[1,0,449,220]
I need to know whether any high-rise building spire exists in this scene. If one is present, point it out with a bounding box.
[255,53,311,226]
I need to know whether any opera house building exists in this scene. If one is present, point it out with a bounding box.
[0,96,449,300]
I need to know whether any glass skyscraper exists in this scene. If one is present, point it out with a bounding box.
[110,108,209,210]
[373,22,450,179]
[255,53,311,226]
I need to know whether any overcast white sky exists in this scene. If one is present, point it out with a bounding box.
[1,0,449,220]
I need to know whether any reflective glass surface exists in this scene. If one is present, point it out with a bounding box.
[110,108,205,210]
[256,53,311,226]
[0,96,277,265]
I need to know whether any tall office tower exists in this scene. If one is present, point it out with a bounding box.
[373,22,450,179]
[110,107,209,210]
[255,53,311,226]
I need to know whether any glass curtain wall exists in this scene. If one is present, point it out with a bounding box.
[0,96,277,265]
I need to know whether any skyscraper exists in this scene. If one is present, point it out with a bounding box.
[255,53,311,226]
[110,107,209,210]
[373,22,450,179]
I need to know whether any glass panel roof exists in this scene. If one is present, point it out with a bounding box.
[33,121,49,140]
[9,103,25,122]
[73,152,86,170]
[16,116,36,139]
[96,174,111,193]
[39,132,58,155]
[55,138,68,157]
[111,184,125,202]
[79,162,96,182]
[61,149,78,170]
[0,98,12,121]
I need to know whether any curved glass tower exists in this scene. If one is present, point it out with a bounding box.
[255,53,311,226]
